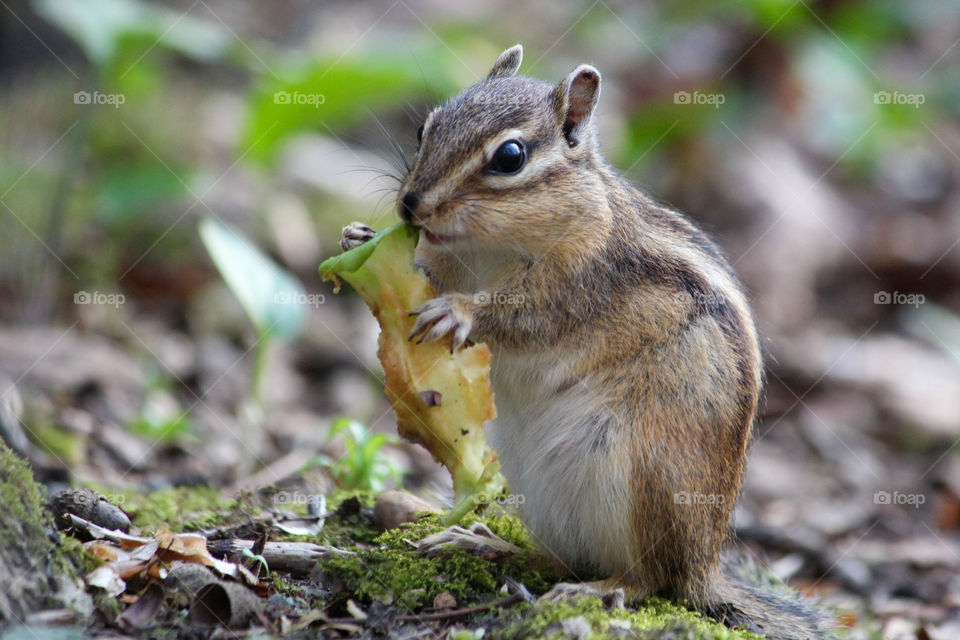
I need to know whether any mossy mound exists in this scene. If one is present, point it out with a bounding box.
[320,509,556,609]
[316,497,762,639]
[489,597,764,640]
[0,442,91,623]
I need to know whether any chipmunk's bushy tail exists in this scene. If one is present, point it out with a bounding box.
[703,553,836,640]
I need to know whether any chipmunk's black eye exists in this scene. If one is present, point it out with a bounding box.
[416,124,424,145]
[489,139,526,174]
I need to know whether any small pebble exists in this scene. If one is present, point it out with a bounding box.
[373,490,440,530]
[433,591,457,609]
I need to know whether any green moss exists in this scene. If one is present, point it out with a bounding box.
[311,490,381,547]
[0,440,90,613]
[60,536,100,575]
[490,597,764,640]
[320,508,558,611]
[314,492,762,639]
[0,442,57,561]
[0,444,44,519]
[118,485,239,532]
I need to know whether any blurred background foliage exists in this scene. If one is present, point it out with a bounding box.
[1,0,957,326]
[3,1,960,633]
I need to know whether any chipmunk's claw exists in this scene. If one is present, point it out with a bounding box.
[409,296,473,351]
[340,222,375,251]
[540,582,625,610]
[418,522,520,559]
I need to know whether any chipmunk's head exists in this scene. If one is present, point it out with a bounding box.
[398,45,607,255]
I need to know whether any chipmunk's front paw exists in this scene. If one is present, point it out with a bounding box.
[540,582,625,610]
[340,222,375,251]
[409,295,474,352]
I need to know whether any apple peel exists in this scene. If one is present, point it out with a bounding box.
[320,222,505,523]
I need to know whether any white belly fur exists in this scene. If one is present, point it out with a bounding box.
[486,348,636,577]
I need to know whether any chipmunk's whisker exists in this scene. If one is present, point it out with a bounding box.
[346,165,403,184]
[367,109,411,174]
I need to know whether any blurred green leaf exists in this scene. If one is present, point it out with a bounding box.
[831,0,912,49]
[242,52,457,163]
[129,385,191,441]
[739,0,809,31]
[658,0,807,34]
[199,217,305,339]
[130,412,191,441]
[795,36,877,157]
[95,162,187,226]
[33,0,232,66]
[619,89,737,171]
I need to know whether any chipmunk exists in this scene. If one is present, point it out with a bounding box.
[342,45,831,639]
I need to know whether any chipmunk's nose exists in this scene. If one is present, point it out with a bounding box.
[399,192,420,222]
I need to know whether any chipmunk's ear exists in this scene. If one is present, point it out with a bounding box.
[487,45,523,79]
[555,64,601,148]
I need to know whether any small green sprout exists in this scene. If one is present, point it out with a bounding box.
[316,418,404,492]
[241,547,269,577]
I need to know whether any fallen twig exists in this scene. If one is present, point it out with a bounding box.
[207,539,354,576]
